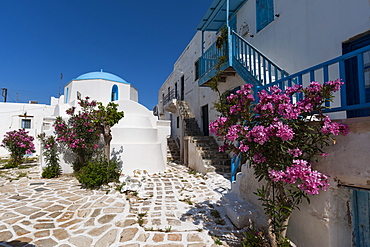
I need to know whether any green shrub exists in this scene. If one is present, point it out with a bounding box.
[38,134,60,179]
[42,165,61,179]
[76,157,120,189]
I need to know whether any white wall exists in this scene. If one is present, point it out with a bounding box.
[0,103,55,158]
[64,79,132,106]
[237,0,370,75]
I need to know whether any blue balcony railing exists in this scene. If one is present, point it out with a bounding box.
[197,30,288,87]
[197,40,229,84]
[232,30,289,86]
[257,44,370,115]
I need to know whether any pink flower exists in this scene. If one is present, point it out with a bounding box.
[287,148,302,157]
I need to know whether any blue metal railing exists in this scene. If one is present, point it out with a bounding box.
[257,44,370,114]
[232,30,289,86]
[197,40,228,83]
[197,30,288,87]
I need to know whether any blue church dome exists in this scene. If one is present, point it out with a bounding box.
[75,70,129,84]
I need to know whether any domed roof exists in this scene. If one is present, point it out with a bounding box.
[75,70,129,84]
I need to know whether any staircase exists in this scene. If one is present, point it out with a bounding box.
[198,30,289,88]
[176,100,230,174]
[167,138,180,163]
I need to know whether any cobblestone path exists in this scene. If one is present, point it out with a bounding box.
[0,163,244,247]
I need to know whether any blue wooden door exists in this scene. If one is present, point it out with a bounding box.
[352,189,370,247]
[343,33,370,118]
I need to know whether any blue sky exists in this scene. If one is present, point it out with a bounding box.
[0,0,212,109]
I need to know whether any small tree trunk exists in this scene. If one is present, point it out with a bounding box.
[267,218,278,247]
[103,125,112,160]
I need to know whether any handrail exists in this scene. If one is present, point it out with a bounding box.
[163,89,178,106]
[232,30,289,86]
[257,44,370,114]
[232,30,287,72]
[198,40,228,80]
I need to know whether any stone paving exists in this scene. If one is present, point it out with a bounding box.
[0,162,245,247]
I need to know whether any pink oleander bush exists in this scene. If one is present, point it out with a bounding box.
[38,133,60,178]
[210,80,348,246]
[1,129,35,168]
[54,97,101,172]
[53,97,123,189]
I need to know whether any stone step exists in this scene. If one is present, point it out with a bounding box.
[222,192,257,229]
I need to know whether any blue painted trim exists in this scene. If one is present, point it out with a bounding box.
[258,44,370,114]
[231,154,242,182]
[65,87,69,103]
[74,78,130,85]
[111,85,119,101]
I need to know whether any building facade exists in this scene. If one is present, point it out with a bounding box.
[157,0,370,246]
[0,70,170,175]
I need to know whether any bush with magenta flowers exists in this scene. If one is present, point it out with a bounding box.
[210,80,348,246]
[1,129,35,168]
[38,133,60,178]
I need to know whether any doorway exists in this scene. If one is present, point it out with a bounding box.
[201,105,209,136]
[343,32,370,118]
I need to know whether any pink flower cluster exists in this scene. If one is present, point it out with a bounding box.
[321,116,349,136]
[269,159,330,195]
[1,129,35,155]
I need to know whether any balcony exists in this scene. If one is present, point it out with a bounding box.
[163,89,179,113]
[197,30,288,87]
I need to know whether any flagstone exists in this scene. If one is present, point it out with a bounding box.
[137,233,150,242]
[4,216,25,224]
[30,211,47,219]
[48,211,63,218]
[59,219,82,228]
[187,233,203,242]
[91,208,101,217]
[0,212,19,220]
[115,219,137,227]
[69,235,93,247]
[168,233,182,241]
[97,214,116,224]
[152,233,165,242]
[34,230,50,238]
[34,222,55,229]
[103,207,124,213]
[94,229,118,247]
[77,209,91,218]
[33,201,53,208]
[57,211,75,222]
[44,204,65,212]
[119,228,138,242]
[87,224,111,236]
[13,225,30,236]
[53,229,69,240]
[0,231,13,241]
[14,206,39,215]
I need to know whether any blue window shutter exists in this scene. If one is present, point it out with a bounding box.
[352,189,370,247]
[256,0,274,32]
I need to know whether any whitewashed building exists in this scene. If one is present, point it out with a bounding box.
[157,0,370,246]
[0,70,170,175]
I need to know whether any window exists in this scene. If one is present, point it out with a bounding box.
[22,119,31,129]
[111,85,118,101]
[177,116,180,128]
[195,60,200,80]
[65,87,69,103]
[77,91,81,100]
[256,0,274,32]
